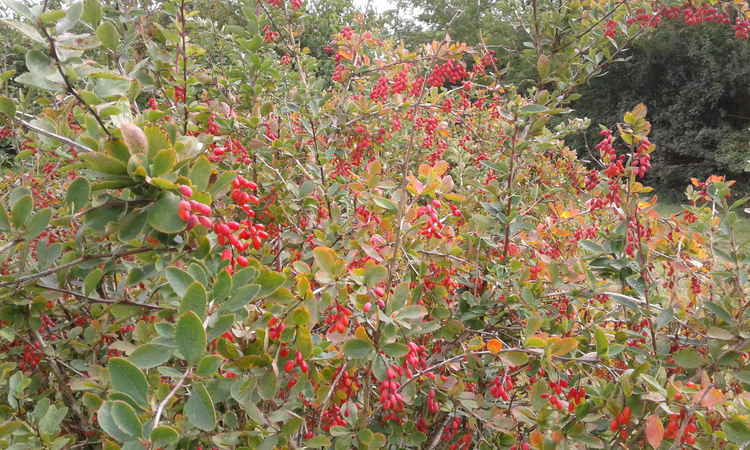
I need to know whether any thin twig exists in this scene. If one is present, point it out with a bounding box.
[153,368,192,428]
[36,283,167,310]
[39,26,112,139]
[427,415,453,450]
[668,384,714,450]
[14,115,93,153]
[316,362,347,430]
[0,247,164,288]
[33,330,92,434]
[0,238,23,255]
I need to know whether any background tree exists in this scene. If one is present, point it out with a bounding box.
[573,21,750,195]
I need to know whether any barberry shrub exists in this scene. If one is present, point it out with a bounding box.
[0,0,750,449]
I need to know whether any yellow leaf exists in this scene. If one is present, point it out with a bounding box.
[486,339,503,354]
[354,326,371,342]
[548,337,579,356]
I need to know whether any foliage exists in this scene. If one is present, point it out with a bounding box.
[0,0,750,449]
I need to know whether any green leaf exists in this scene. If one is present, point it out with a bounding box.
[0,96,15,117]
[289,305,311,326]
[499,351,529,366]
[707,327,735,340]
[256,270,286,298]
[343,339,374,359]
[305,436,332,448]
[196,354,223,376]
[654,307,674,329]
[594,327,609,357]
[579,240,605,253]
[382,343,409,357]
[232,266,258,287]
[189,156,211,191]
[82,0,102,26]
[180,281,207,320]
[176,311,206,365]
[83,267,103,295]
[184,382,216,431]
[96,21,119,50]
[165,267,194,297]
[147,193,186,234]
[80,152,128,175]
[723,418,750,444]
[56,1,82,33]
[25,208,50,239]
[151,147,176,177]
[705,302,732,323]
[363,263,387,287]
[26,50,54,77]
[129,344,173,369]
[65,178,90,211]
[220,283,260,313]
[0,206,10,231]
[397,305,428,321]
[117,211,148,242]
[108,358,149,408]
[605,292,641,313]
[143,125,170,159]
[257,370,278,400]
[207,314,236,342]
[673,349,704,369]
[38,404,67,436]
[0,420,24,438]
[372,196,397,213]
[110,400,142,439]
[11,195,32,228]
[97,401,132,442]
[213,269,233,302]
[520,104,549,114]
[150,425,179,446]
[313,246,346,277]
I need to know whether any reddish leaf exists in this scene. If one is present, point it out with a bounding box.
[645,415,664,449]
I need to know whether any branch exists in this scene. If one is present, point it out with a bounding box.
[0,247,164,288]
[0,238,23,255]
[33,330,93,434]
[668,384,714,450]
[36,283,167,310]
[316,362,347,430]
[153,367,191,428]
[39,25,112,139]
[427,415,453,450]
[14,115,94,154]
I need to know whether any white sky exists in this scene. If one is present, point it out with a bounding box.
[354,0,395,13]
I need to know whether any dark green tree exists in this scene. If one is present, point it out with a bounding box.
[572,21,750,194]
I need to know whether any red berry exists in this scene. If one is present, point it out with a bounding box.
[179,185,193,198]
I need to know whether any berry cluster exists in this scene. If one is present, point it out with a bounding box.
[177,192,213,230]
[283,350,309,374]
[609,407,632,439]
[325,304,352,334]
[379,365,406,420]
[665,411,698,444]
[403,341,428,376]
[427,389,439,413]
[489,374,514,401]
[370,76,389,102]
[267,317,286,340]
[427,60,468,87]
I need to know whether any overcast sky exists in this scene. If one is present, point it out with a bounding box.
[354,0,395,13]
